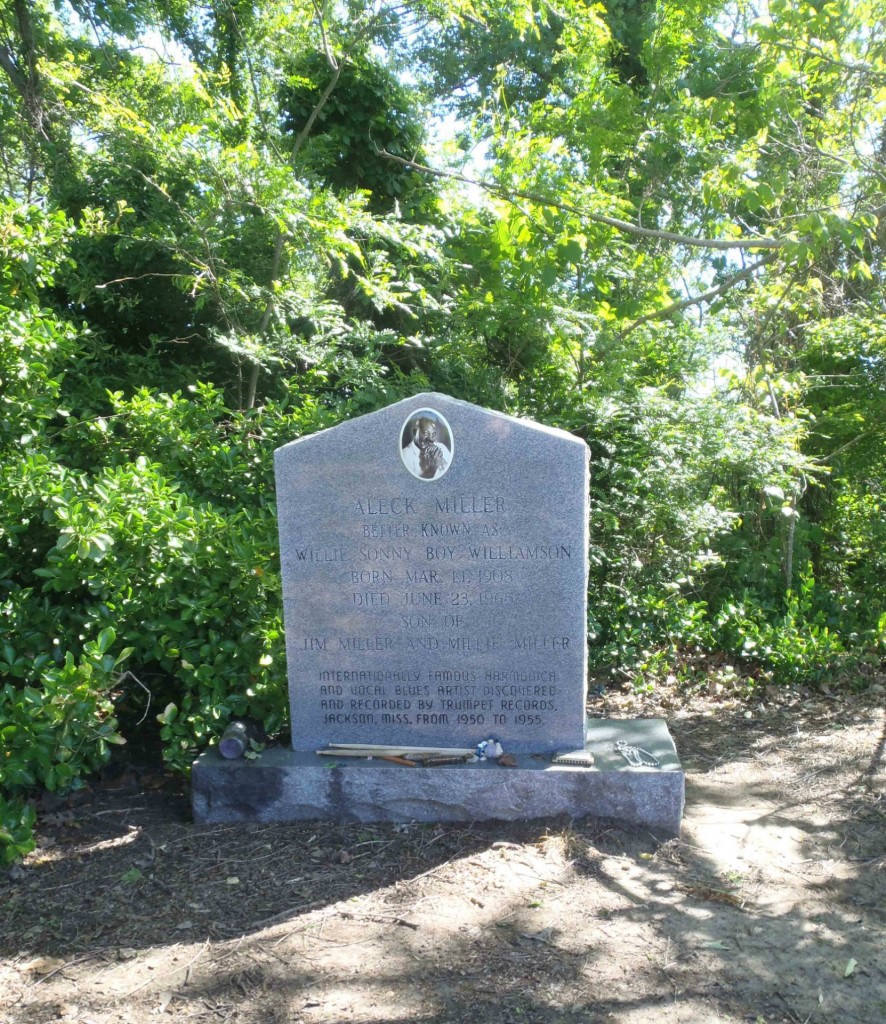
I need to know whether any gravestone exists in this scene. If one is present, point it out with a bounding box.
[192,393,684,834]
[276,393,589,754]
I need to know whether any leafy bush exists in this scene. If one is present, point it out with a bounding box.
[0,799,35,867]
[713,571,849,684]
[0,206,279,853]
[0,630,129,790]
[0,629,128,864]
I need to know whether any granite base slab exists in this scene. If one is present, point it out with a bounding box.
[192,718,685,837]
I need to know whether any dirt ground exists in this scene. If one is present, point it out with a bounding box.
[2,684,884,1024]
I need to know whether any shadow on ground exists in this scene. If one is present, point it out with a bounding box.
[1,691,883,1024]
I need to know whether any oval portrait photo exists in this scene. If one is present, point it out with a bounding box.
[399,408,453,481]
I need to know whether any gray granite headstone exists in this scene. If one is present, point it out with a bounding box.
[274,393,589,754]
[191,392,686,836]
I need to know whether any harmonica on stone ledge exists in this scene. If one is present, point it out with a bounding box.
[316,743,476,759]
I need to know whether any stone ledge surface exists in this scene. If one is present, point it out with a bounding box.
[192,718,684,836]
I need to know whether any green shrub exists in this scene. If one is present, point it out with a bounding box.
[0,628,129,789]
[0,799,36,866]
[0,628,129,864]
[713,571,849,684]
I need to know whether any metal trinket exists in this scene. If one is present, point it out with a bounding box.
[614,740,660,768]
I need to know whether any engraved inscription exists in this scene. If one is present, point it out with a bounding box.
[512,636,570,650]
[294,547,347,562]
[406,569,440,584]
[435,496,504,514]
[351,570,393,584]
[339,636,394,651]
[421,521,471,536]
[363,522,409,538]
[468,544,572,559]
[276,398,589,752]
[359,546,411,560]
[355,498,416,515]
[351,592,390,606]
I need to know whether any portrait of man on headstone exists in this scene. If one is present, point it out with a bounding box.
[400,409,452,480]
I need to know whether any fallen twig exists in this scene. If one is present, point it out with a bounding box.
[124,940,211,996]
[25,953,99,989]
[241,899,327,931]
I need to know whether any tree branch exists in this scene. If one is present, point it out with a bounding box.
[246,54,346,408]
[246,2,381,409]
[0,42,27,96]
[815,428,882,464]
[312,0,338,71]
[377,150,787,251]
[286,58,344,168]
[619,255,777,337]
[0,1,53,142]
[223,0,285,162]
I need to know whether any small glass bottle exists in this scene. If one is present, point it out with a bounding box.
[218,720,256,759]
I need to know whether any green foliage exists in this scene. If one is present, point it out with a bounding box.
[279,53,431,214]
[713,572,849,685]
[413,3,568,130]
[0,799,36,866]
[0,631,129,793]
[6,384,306,773]
[0,624,129,862]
